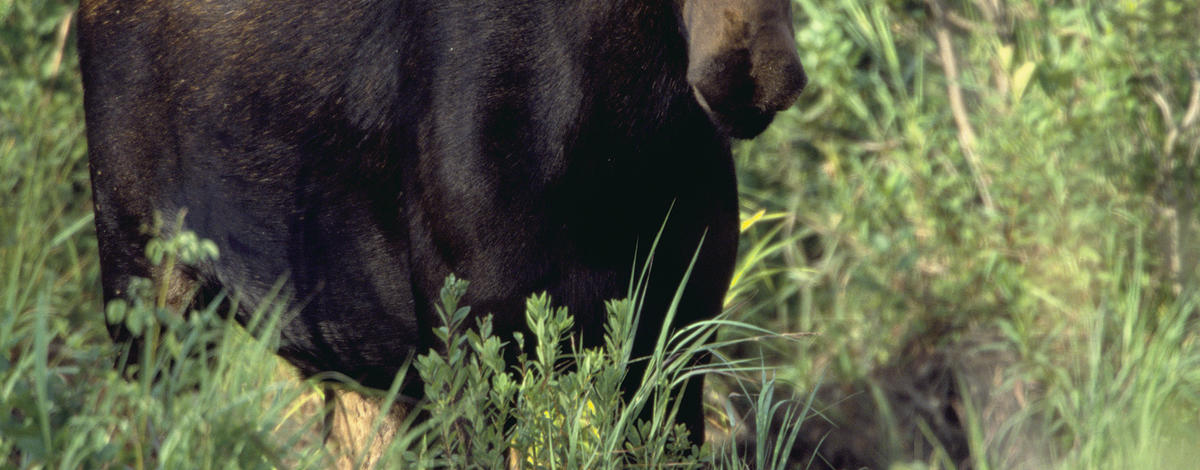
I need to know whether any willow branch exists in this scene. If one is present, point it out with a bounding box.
[928,0,995,211]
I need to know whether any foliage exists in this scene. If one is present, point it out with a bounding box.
[729,0,1200,467]
[3,0,1200,468]
[400,276,703,469]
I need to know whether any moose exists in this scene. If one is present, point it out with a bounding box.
[78,0,806,451]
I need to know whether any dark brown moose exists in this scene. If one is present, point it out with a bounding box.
[78,0,806,453]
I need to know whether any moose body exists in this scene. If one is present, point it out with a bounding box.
[78,0,805,443]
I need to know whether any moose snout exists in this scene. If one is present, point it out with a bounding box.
[687,42,807,138]
[683,0,806,138]
[751,47,806,113]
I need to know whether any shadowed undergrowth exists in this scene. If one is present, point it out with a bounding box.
[3,0,1200,468]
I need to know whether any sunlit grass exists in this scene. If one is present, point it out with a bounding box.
[4,0,1199,468]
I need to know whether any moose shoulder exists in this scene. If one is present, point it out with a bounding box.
[78,0,805,445]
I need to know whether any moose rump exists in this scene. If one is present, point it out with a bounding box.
[78,0,805,447]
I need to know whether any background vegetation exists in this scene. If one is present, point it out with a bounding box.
[2,0,1198,468]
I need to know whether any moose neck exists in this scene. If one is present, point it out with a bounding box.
[571,0,695,132]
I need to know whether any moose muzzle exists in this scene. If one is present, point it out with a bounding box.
[683,0,807,138]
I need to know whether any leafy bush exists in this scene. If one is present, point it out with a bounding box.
[4,0,1200,468]
[728,0,1200,467]
[400,275,702,468]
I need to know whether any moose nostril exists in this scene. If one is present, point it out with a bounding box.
[754,55,806,112]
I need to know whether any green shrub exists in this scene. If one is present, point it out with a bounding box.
[729,0,1200,467]
[401,275,702,468]
[4,0,1200,468]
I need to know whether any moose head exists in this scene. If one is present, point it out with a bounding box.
[681,0,807,138]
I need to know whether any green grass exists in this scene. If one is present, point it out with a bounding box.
[729,0,1200,467]
[3,0,1200,468]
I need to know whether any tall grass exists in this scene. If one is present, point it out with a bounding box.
[3,0,1199,468]
[729,0,1200,467]
[0,2,325,467]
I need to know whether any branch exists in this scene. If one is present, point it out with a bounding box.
[927,0,995,211]
[49,10,74,78]
[1181,78,1200,129]
[1153,90,1180,156]
[944,11,985,34]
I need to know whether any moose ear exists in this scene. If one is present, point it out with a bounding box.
[683,0,805,138]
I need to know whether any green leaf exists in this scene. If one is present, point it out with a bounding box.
[1011,61,1037,104]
